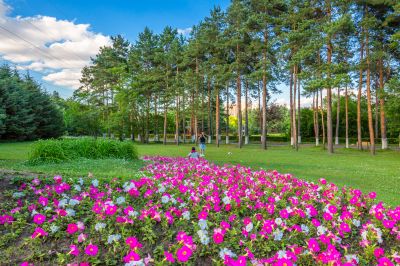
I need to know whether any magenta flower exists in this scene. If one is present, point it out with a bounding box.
[374,247,384,258]
[198,211,208,220]
[176,245,192,262]
[307,238,320,253]
[125,236,142,250]
[340,222,351,233]
[31,227,48,238]
[38,196,48,206]
[33,213,46,225]
[66,223,78,234]
[274,258,293,266]
[105,204,118,216]
[279,209,289,219]
[213,229,224,244]
[164,251,175,263]
[85,243,98,256]
[378,257,394,266]
[123,251,140,263]
[322,212,332,221]
[69,245,80,256]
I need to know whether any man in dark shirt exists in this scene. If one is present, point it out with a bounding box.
[198,132,207,157]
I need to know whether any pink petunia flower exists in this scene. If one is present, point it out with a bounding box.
[374,247,384,258]
[31,227,48,238]
[308,238,320,253]
[69,245,80,256]
[164,251,175,263]
[378,257,394,266]
[33,213,46,225]
[176,245,192,263]
[123,251,140,263]
[66,223,78,234]
[85,243,98,256]
[213,228,224,244]
[126,236,142,250]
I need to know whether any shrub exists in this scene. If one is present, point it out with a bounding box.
[28,138,138,164]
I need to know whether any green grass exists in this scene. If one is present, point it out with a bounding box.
[0,141,399,206]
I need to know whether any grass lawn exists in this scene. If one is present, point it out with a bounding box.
[0,141,399,206]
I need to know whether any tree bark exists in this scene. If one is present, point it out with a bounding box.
[163,101,168,145]
[335,87,340,145]
[326,0,333,154]
[297,75,301,147]
[245,79,249,145]
[365,29,375,155]
[379,58,388,149]
[236,43,242,148]
[316,90,320,146]
[289,66,294,146]
[321,89,326,147]
[345,86,349,148]
[208,78,211,142]
[154,95,158,142]
[261,37,268,150]
[293,65,298,150]
[357,32,364,150]
[226,84,230,144]
[146,95,150,143]
[216,86,220,147]
[375,77,379,140]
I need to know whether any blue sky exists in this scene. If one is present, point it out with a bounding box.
[0,0,299,105]
[0,0,230,98]
[7,0,230,38]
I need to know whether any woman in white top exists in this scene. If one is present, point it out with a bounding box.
[188,147,200,159]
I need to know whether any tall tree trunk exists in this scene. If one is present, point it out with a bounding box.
[379,58,388,149]
[258,81,262,135]
[216,86,220,147]
[345,86,349,148]
[202,77,205,133]
[374,80,379,140]
[261,35,268,150]
[365,29,375,155]
[335,87,340,145]
[289,67,294,146]
[175,95,180,145]
[175,67,180,145]
[163,101,168,145]
[182,88,186,143]
[194,58,199,143]
[146,96,150,143]
[320,89,326,146]
[208,78,211,139]
[226,84,230,144]
[357,32,364,150]
[245,79,249,145]
[154,95,158,142]
[293,65,298,150]
[313,92,317,145]
[326,0,333,154]
[236,43,242,148]
[316,90,320,146]
[297,76,301,147]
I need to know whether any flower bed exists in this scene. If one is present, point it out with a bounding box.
[0,156,399,265]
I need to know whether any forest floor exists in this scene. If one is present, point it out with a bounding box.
[0,141,399,206]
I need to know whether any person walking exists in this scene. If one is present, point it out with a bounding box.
[198,132,207,157]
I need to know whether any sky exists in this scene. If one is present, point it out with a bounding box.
[0,0,306,106]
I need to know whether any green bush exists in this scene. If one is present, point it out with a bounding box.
[28,138,138,164]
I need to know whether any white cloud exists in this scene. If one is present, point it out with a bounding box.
[177,27,192,35]
[0,0,111,89]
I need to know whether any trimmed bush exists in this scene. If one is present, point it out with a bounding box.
[29,138,138,164]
